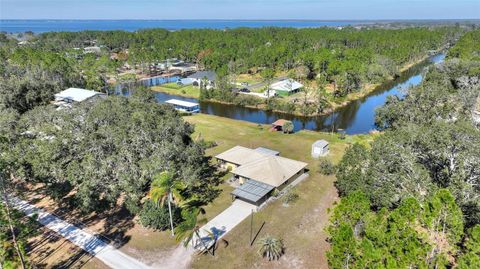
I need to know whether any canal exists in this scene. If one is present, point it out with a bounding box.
[125,53,445,135]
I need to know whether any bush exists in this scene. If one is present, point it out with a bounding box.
[282,189,299,205]
[198,139,217,149]
[271,189,281,198]
[282,120,294,134]
[139,200,181,230]
[319,159,335,175]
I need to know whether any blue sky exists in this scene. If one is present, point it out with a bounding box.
[1,0,479,20]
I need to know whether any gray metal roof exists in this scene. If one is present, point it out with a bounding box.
[231,180,274,203]
[188,71,216,81]
[313,140,329,148]
[254,147,280,156]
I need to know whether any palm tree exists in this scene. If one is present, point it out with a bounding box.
[174,207,209,251]
[204,229,229,256]
[149,171,186,236]
[257,235,284,261]
[261,68,275,103]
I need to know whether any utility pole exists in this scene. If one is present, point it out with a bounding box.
[249,209,254,246]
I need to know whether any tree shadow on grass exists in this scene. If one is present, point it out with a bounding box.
[51,249,95,269]
[99,205,134,248]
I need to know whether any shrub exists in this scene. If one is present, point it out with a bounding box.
[282,189,299,205]
[282,120,294,134]
[139,200,181,230]
[257,235,284,261]
[198,139,217,149]
[319,159,335,175]
[271,189,281,198]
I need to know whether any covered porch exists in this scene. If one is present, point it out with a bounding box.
[231,179,275,206]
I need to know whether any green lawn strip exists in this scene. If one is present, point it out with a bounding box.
[151,84,200,99]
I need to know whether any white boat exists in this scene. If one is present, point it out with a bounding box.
[165,99,200,113]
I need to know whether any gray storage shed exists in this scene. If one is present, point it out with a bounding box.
[312,140,329,158]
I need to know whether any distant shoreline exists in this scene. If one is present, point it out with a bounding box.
[2,19,479,33]
[0,20,358,33]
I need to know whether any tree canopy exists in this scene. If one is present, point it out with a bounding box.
[3,90,220,213]
[328,30,480,268]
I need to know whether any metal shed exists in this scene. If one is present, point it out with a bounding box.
[312,140,329,158]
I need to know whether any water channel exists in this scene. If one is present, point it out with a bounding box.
[123,53,445,135]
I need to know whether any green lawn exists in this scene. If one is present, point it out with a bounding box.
[151,83,200,98]
[236,74,263,85]
[184,114,374,269]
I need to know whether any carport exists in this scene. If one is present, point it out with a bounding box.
[231,179,274,206]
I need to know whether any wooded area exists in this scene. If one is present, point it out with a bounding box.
[328,30,480,268]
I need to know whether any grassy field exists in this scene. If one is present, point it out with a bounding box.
[151,83,200,98]
[236,73,263,85]
[184,114,374,269]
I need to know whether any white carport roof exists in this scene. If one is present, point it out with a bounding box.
[54,88,105,102]
[165,99,199,108]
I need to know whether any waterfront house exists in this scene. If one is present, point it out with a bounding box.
[270,79,303,96]
[215,146,307,206]
[165,99,200,113]
[53,88,105,108]
[188,71,217,89]
[311,140,329,158]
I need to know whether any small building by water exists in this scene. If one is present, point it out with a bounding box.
[271,119,288,131]
[165,99,200,113]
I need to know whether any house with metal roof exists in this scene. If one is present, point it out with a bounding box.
[215,146,307,206]
[53,88,105,108]
[270,79,303,96]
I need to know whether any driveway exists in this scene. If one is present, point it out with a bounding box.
[192,199,257,250]
[10,197,152,269]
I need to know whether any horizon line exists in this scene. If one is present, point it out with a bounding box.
[2,18,480,22]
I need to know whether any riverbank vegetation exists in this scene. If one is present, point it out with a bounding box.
[327,30,480,268]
